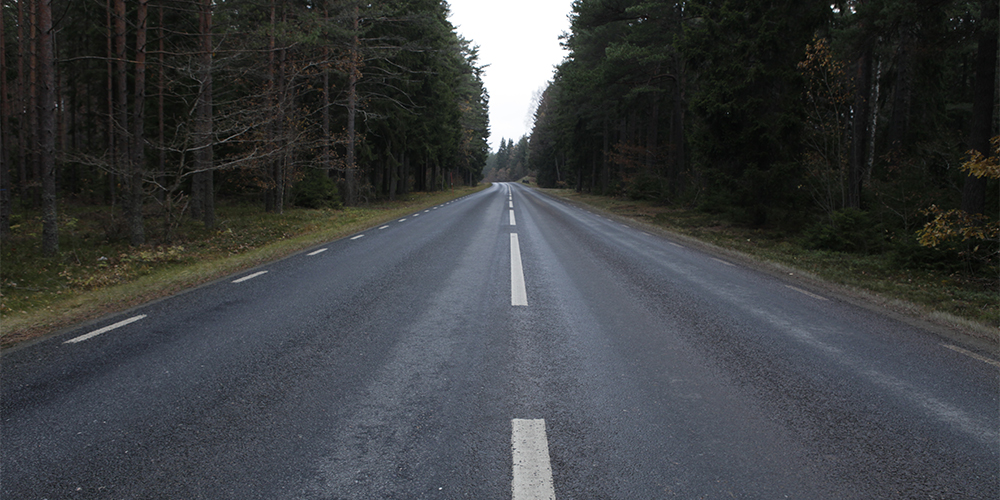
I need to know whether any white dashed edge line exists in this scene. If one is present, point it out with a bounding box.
[65,315,147,344]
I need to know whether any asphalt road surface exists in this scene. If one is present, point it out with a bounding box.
[3,182,998,499]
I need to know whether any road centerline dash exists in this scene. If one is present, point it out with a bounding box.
[512,419,555,500]
[510,234,528,306]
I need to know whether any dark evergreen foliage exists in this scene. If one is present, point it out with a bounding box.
[1,0,489,248]
[529,0,997,251]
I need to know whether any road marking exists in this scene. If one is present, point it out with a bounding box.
[233,271,268,283]
[350,234,365,240]
[509,200,514,208]
[785,285,829,301]
[711,257,734,267]
[399,218,407,222]
[65,315,147,344]
[511,419,555,500]
[510,234,528,306]
[307,248,328,256]
[668,242,683,248]
[942,344,1000,369]
[510,210,517,226]
[379,225,389,230]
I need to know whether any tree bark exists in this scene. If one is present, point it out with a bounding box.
[264,0,276,213]
[157,2,166,203]
[275,41,287,214]
[345,4,360,206]
[28,0,40,208]
[194,0,214,228]
[0,9,10,239]
[848,43,873,210]
[38,0,58,256]
[669,53,686,194]
[322,5,332,176]
[961,0,998,215]
[14,0,25,203]
[129,0,148,246]
[114,0,128,216]
[106,0,117,207]
[886,33,913,154]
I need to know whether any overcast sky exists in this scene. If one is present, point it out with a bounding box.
[446,0,574,152]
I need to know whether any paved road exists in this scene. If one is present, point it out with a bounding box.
[3,183,998,499]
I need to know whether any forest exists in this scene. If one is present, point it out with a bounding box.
[518,0,998,275]
[0,0,490,255]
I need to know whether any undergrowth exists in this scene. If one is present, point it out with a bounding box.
[0,187,484,348]
[548,189,999,333]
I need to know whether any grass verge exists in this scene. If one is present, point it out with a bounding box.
[543,188,998,350]
[1,186,486,349]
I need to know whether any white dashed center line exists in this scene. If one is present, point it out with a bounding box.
[510,234,528,306]
[307,248,328,256]
[510,210,517,226]
[350,234,365,240]
[511,419,555,500]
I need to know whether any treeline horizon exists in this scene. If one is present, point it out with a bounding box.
[519,0,997,272]
[1,0,490,254]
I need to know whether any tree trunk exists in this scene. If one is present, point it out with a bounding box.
[274,41,286,214]
[961,0,998,215]
[1,8,11,239]
[264,0,276,213]
[388,149,398,201]
[194,0,214,229]
[322,68,332,173]
[28,0,40,208]
[322,5,332,176]
[38,0,58,256]
[157,2,166,203]
[129,0,148,246]
[401,153,410,195]
[669,55,686,194]
[15,0,27,203]
[848,43,873,210]
[646,62,661,175]
[114,0,129,221]
[344,4,359,206]
[886,33,914,155]
[105,0,116,207]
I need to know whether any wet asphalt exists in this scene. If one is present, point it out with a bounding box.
[2,182,997,499]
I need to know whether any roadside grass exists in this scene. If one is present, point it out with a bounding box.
[0,186,486,349]
[544,189,998,345]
